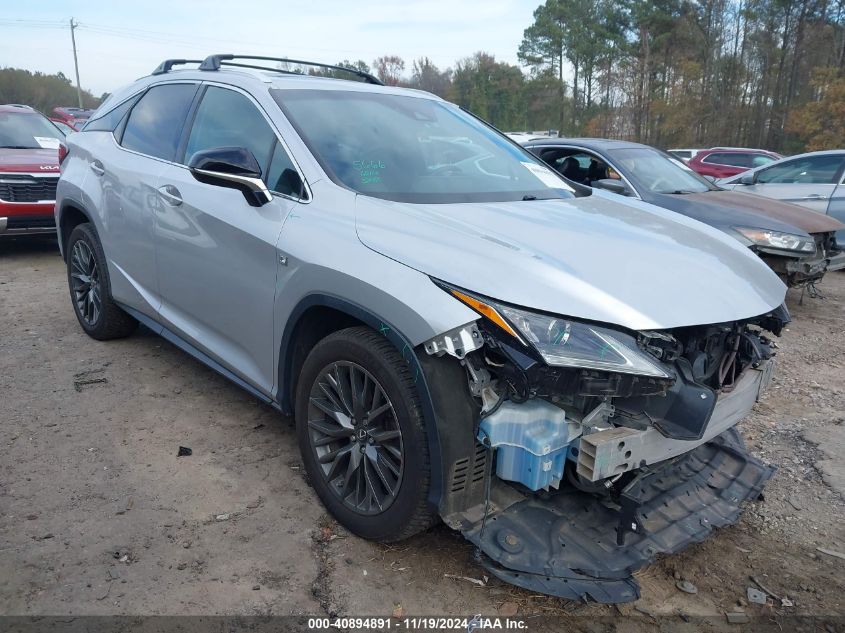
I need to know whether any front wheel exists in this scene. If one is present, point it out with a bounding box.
[295,327,435,542]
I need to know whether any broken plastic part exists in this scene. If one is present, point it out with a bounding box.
[424,322,484,359]
[462,427,773,603]
[577,359,770,481]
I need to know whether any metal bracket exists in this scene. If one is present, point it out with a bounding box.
[423,322,484,359]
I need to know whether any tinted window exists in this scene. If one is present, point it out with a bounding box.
[703,152,750,167]
[670,150,691,159]
[757,155,845,185]
[184,87,276,179]
[121,84,197,161]
[84,96,140,133]
[751,154,775,167]
[610,147,711,193]
[272,89,574,204]
[265,140,305,198]
[0,112,63,149]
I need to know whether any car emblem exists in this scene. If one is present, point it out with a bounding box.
[40,165,59,170]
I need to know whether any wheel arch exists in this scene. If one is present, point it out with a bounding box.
[57,199,94,261]
[277,293,450,512]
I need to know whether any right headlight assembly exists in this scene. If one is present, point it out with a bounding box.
[447,288,670,378]
[735,227,816,254]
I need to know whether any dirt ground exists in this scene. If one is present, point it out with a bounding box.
[1,236,844,628]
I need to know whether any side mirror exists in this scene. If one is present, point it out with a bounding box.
[738,173,755,185]
[592,179,631,196]
[188,146,272,207]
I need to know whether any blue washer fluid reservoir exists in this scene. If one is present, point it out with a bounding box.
[479,399,582,491]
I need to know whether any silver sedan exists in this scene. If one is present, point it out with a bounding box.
[718,150,845,241]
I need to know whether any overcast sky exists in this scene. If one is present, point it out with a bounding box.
[1,1,538,96]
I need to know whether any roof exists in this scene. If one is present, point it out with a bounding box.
[0,104,39,114]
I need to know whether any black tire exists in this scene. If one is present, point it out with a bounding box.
[295,326,435,542]
[66,223,137,340]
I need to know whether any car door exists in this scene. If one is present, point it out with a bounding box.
[98,82,198,318]
[154,83,302,396]
[741,154,845,214]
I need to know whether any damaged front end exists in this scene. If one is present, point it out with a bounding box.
[422,285,788,603]
[757,230,845,288]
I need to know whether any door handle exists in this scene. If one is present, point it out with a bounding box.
[90,161,105,176]
[157,185,183,206]
[802,194,828,200]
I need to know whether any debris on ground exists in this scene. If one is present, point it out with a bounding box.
[750,576,781,601]
[746,587,767,605]
[214,514,230,522]
[676,580,698,594]
[444,574,486,587]
[392,604,404,618]
[725,609,750,624]
[816,547,845,561]
[177,446,192,457]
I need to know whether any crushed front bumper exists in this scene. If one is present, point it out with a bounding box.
[465,427,773,603]
[460,362,775,603]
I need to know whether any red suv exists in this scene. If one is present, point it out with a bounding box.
[0,104,62,237]
[688,148,781,178]
[51,106,94,131]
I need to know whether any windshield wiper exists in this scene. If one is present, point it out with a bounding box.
[522,194,538,201]
[660,190,696,195]
[0,145,39,149]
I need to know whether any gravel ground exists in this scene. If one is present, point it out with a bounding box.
[1,236,843,628]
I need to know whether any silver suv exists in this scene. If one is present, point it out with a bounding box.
[56,55,789,603]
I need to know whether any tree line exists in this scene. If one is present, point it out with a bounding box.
[0,68,101,114]
[4,0,844,153]
[337,0,845,152]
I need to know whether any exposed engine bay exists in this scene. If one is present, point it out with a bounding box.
[422,297,789,603]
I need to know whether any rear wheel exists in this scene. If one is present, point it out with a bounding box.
[66,223,137,340]
[295,326,435,541]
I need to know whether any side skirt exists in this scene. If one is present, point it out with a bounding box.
[119,303,278,410]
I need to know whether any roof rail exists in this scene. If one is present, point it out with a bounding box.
[151,59,204,76]
[197,54,384,85]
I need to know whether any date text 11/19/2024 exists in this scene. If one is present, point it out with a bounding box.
[307,616,528,631]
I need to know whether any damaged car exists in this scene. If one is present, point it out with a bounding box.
[522,138,845,289]
[56,55,789,603]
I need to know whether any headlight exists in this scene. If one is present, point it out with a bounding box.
[447,287,670,378]
[735,227,816,253]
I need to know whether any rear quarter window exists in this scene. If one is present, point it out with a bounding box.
[120,84,197,161]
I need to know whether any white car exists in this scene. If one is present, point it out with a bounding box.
[718,150,845,241]
[667,148,704,162]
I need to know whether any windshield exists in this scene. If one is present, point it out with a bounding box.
[609,147,712,194]
[0,112,63,149]
[271,89,575,203]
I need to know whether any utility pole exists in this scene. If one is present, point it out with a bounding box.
[69,18,83,108]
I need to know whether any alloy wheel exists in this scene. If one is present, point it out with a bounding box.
[307,361,404,515]
[70,240,101,326]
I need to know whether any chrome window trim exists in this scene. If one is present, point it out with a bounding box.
[113,80,202,166]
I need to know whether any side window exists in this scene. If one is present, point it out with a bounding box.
[757,156,845,184]
[184,87,276,180]
[265,140,306,198]
[83,95,140,132]
[121,84,197,161]
[704,152,748,167]
[751,154,775,168]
